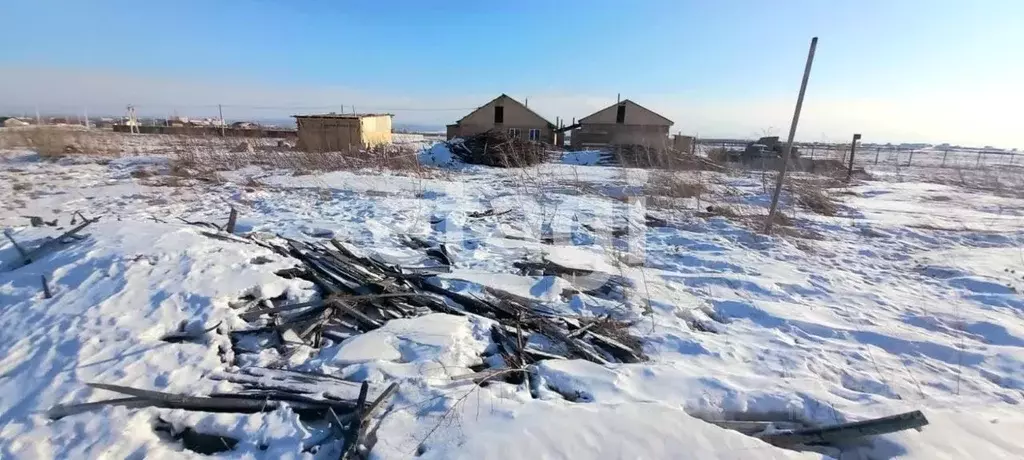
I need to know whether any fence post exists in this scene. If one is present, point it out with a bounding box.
[874,147,880,165]
[847,133,861,179]
[941,149,949,167]
[907,149,914,166]
[976,151,983,168]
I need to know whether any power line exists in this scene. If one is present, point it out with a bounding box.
[217,104,478,112]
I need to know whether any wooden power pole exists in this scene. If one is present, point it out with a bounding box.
[764,37,818,234]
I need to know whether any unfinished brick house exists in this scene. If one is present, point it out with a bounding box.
[293,113,393,152]
[570,100,674,150]
[446,94,555,143]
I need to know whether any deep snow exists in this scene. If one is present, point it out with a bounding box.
[1,145,1023,459]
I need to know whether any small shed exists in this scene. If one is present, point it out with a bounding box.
[293,113,393,152]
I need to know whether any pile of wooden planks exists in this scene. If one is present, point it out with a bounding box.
[447,130,550,167]
[231,235,646,366]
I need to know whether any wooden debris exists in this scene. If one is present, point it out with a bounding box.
[342,382,399,460]
[536,320,610,365]
[74,382,360,416]
[161,321,222,343]
[155,417,239,455]
[757,410,929,447]
[197,230,253,245]
[23,216,58,227]
[47,215,655,458]
[239,299,328,321]
[467,208,511,219]
[177,217,220,229]
[18,216,99,269]
[41,275,52,299]
[3,230,30,264]
[706,419,805,435]
[225,207,238,234]
[48,397,153,419]
[446,130,549,167]
[340,381,371,460]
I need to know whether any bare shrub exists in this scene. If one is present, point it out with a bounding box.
[647,171,705,207]
[12,181,31,191]
[703,204,739,218]
[767,210,794,227]
[243,176,264,188]
[792,182,839,216]
[130,169,155,179]
[143,175,185,187]
[609,145,717,171]
[707,147,730,164]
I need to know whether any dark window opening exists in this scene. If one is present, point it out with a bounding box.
[494,106,504,124]
[616,104,626,124]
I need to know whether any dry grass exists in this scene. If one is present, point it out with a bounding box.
[703,204,739,218]
[130,169,155,179]
[0,126,122,157]
[142,175,186,187]
[793,183,839,216]
[167,135,426,179]
[243,176,264,188]
[648,171,705,198]
[645,171,706,209]
[707,147,731,164]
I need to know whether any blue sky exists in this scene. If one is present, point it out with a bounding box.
[1,0,1021,146]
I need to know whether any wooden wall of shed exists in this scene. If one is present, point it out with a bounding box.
[296,118,361,152]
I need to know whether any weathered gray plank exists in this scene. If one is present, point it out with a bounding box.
[758,410,929,446]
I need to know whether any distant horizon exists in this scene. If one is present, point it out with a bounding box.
[4,110,1018,150]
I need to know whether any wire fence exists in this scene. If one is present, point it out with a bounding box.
[1,103,470,132]
[696,139,1020,171]
[810,145,1019,170]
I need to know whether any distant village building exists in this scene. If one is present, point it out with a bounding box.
[571,99,673,150]
[446,94,555,143]
[231,121,259,129]
[293,113,393,152]
[2,117,30,127]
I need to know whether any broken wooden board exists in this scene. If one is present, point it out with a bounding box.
[68,382,353,416]
[757,410,929,446]
[209,368,381,402]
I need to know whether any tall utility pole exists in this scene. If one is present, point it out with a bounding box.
[764,37,818,234]
[218,104,226,136]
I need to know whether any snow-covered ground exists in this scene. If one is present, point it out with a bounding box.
[1,144,1023,459]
